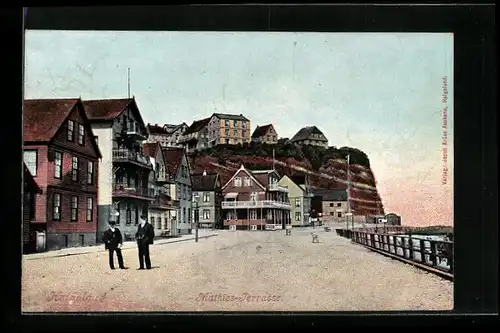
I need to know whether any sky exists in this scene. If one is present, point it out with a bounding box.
[24,30,454,227]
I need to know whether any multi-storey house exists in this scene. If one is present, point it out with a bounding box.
[191,171,222,229]
[83,97,152,241]
[24,98,101,250]
[221,165,291,231]
[207,113,251,146]
[162,147,192,235]
[291,126,329,148]
[146,122,188,148]
[23,163,43,253]
[312,188,348,222]
[251,124,278,144]
[278,175,314,226]
[143,142,179,236]
[181,117,211,154]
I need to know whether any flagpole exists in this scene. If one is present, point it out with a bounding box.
[127,68,130,99]
[347,154,352,230]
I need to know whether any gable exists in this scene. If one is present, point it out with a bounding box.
[278,175,304,194]
[52,101,101,158]
[222,166,266,191]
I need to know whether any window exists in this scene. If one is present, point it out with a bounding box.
[329,203,334,207]
[330,212,334,216]
[337,212,342,218]
[71,196,78,222]
[158,217,162,230]
[249,209,257,220]
[203,209,210,220]
[72,156,79,182]
[126,204,132,225]
[86,197,93,222]
[78,123,85,145]
[183,208,186,223]
[188,208,191,223]
[337,203,341,207]
[234,177,242,187]
[150,216,155,226]
[203,192,210,202]
[87,161,94,184]
[295,212,301,221]
[54,151,62,178]
[225,120,230,127]
[242,130,246,137]
[250,192,258,201]
[295,198,301,207]
[116,203,121,225]
[243,177,251,187]
[24,150,38,176]
[67,120,75,141]
[53,193,61,220]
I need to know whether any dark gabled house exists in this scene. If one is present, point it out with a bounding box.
[191,171,223,229]
[24,98,102,251]
[251,124,278,144]
[291,126,328,148]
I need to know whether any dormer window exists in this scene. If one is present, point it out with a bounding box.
[77,123,85,145]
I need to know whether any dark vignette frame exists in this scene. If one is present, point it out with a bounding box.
[3,4,497,330]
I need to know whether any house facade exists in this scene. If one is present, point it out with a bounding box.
[181,117,211,154]
[143,142,179,236]
[146,122,188,148]
[251,124,278,144]
[221,165,291,230]
[278,175,313,226]
[24,98,101,251]
[83,97,153,242]
[291,126,329,148]
[23,163,43,253]
[312,188,348,222]
[191,171,222,229]
[162,147,192,235]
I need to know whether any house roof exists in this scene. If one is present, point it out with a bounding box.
[162,148,185,177]
[23,98,102,158]
[312,188,347,201]
[164,123,187,133]
[222,164,266,191]
[290,175,306,186]
[143,142,161,158]
[291,126,328,142]
[191,173,219,191]
[251,124,274,138]
[24,98,80,142]
[23,163,42,194]
[147,124,168,134]
[82,98,148,132]
[184,117,211,135]
[212,113,249,121]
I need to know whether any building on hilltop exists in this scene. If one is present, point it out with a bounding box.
[24,98,102,251]
[191,170,223,229]
[291,126,328,148]
[83,97,153,242]
[251,124,278,144]
[146,122,188,148]
[179,113,251,153]
[221,165,291,231]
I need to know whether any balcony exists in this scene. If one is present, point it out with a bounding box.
[124,126,148,141]
[113,149,152,169]
[113,183,153,200]
[267,183,289,192]
[221,200,291,210]
[150,194,180,210]
[155,172,174,184]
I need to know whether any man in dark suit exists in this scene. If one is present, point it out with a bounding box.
[135,213,155,270]
[102,221,128,270]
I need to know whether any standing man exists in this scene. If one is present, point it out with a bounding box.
[135,213,155,270]
[102,221,128,270]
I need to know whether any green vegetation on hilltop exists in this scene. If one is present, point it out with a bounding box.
[195,141,371,170]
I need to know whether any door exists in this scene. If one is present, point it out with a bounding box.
[80,235,85,246]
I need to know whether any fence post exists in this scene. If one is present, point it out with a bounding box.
[420,239,425,263]
[408,237,414,260]
[430,240,437,266]
[448,242,454,274]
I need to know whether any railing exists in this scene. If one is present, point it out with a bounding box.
[221,200,291,209]
[156,172,174,184]
[112,183,152,198]
[336,229,453,279]
[150,194,180,209]
[267,183,289,192]
[112,149,151,168]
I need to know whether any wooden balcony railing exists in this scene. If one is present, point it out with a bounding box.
[112,183,152,199]
[112,149,152,168]
[221,200,291,209]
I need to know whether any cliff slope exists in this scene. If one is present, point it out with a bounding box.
[188,142,384,217]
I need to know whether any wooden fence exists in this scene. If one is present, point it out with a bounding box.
[336,229,454,280]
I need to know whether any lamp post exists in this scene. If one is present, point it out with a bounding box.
[192,193,199,243]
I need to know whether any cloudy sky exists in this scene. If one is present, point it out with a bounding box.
[24,30,453,226]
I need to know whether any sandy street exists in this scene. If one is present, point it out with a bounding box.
[22,228,453,312]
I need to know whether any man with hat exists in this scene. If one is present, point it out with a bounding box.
[102,220,127,270]
[135,213,155,270]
